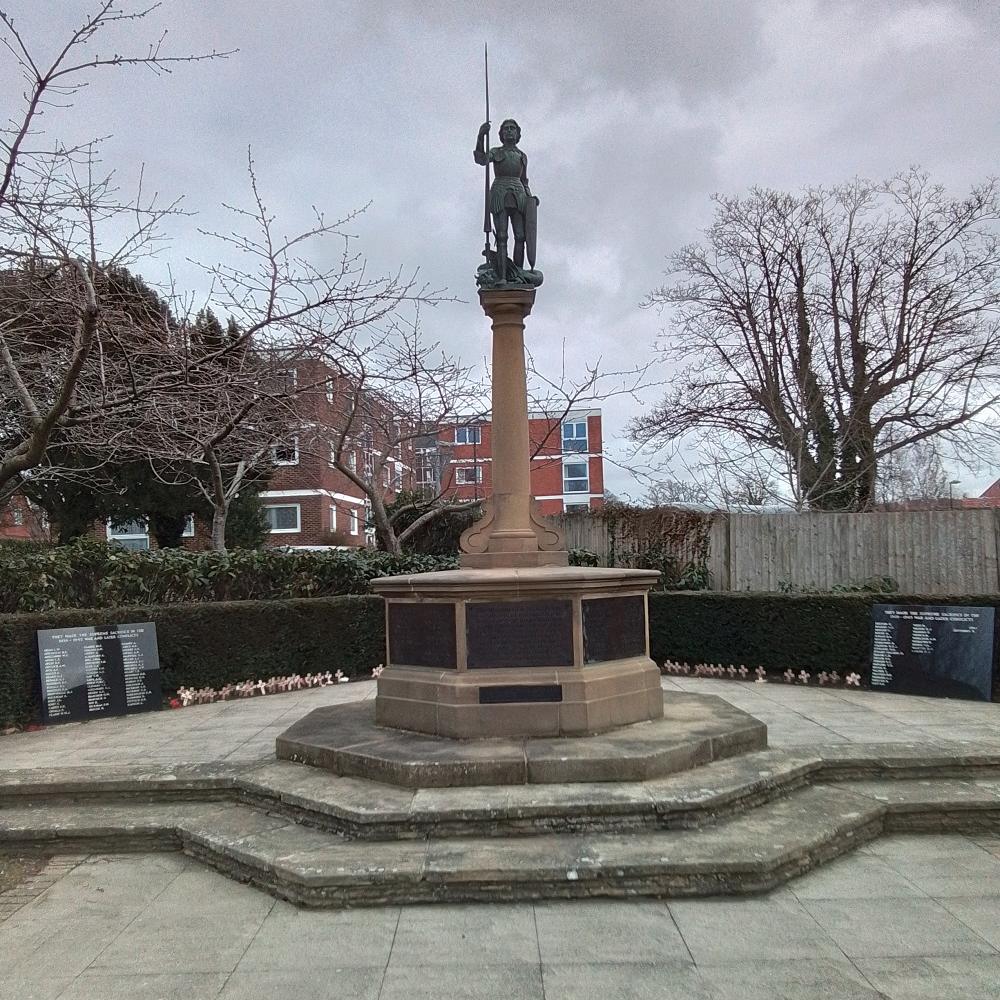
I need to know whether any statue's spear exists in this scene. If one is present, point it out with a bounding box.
[483,42,491,259]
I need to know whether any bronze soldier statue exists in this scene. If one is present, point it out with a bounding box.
[475,118,541,288]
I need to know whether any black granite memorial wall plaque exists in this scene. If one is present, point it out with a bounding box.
[583,595,646,663]
[37,622,161,724]
[871,604,995,701]
[466,599,574,668]
[387,601,457,668]
[479,684,563,704]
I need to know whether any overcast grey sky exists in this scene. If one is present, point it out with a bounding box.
[5,1,1000,496]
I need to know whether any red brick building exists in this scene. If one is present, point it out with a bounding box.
[0,393,606,546]
[418,409,605,515]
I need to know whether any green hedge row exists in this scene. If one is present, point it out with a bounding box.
[3,590,998,727]
[0,538,456,612]
[648,591,1000,684]
[0,596,384,726]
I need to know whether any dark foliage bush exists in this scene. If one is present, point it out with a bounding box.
[0,538,457,612]
[0,595,384,726]
[648,591,1000,691]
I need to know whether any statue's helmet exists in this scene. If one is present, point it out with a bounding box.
[499,118,521,142]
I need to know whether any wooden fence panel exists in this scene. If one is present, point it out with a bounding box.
[725,509,1000,594]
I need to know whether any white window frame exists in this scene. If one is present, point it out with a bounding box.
[347,450,357,473]
[182,514,195,537]
[562,419,588,453]
[563,501,590,513]
[107,518,150,550]
[272,437,300,466]
[263,504,301,533]
[12,509,24,526]
[455,425,481,445]
[455,466,482,485]
[325,377,336,403]
[348,508,360,536]
[418,465,437,485]
[278,368,298,392]
[328,504,337,532]
[562,460,590,494]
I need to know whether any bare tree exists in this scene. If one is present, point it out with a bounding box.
[0,3,231,499]
[876,440,953,504]
[633,171,1000,511]
[139,149,441,551]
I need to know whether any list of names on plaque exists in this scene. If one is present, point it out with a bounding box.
[871,604,994,701]
[37,622,162,724]
[466,599,574,668]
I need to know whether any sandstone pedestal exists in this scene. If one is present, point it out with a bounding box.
[370,285,666,739]
[372,565,663,738]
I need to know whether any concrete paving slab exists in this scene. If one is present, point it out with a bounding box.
[853,956,1000,999]
[0,978,74,1000]
[667,896,844,963]
[378,964,544,1000]
[388,903,538,967]
[533,900,688,965]
[237,901,399,970]
[219,968,381,1000]
[938,896,1000,949]
[541,961,713,1000]
[697,958,882,1000]
[789,852,925,899]
[59,973,229,999]
[801,897,999,958]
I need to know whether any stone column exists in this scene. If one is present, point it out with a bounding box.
[460,288,567,568]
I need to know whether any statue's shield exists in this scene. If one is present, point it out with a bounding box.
[525,196,538,270]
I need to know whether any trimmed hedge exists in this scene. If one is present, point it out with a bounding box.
[5,589,999,727]
[0,596,384,727]
[0,538,457,612]
[648,592,1000,693]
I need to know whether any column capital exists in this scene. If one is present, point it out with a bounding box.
[479,287,536,320]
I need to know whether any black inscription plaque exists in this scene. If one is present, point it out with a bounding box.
[479,684,563,704]
[871,604,994,701]
[583,595,646,663]
[387,601,457,668]
[466,599,574,668]
[38,622,161,725]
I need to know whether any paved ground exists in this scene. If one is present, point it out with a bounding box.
[4,675,1000,768]
[2,677,1000,998]
[0,835,999,999]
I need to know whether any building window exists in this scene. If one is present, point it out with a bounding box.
[382,466,390,487]
[277,369,297,392]
[108,518,150,551]
[563,502,590,513]
[12,509,24,526]
[272,437,299,466]
[455,466,482,484]
[455,425,481,445]
[418,465,437,485]
[562,420,588,453]
[182,514,195,537]
[349,508,360,535]
[347,450,357,473]
[563,461,589,493]
[328,504,337,531]
[263,504,301,533]
[325,377,337,403]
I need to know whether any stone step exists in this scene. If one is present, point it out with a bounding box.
[3,778,1000,906]
[0,784,885,905]
[234,749,821,839]
[837,777,1000,832]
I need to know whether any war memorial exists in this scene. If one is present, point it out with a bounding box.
[3,116,1000,920]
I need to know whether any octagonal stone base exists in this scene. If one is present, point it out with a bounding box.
[275,693,768,787]
[371,566,664,739]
